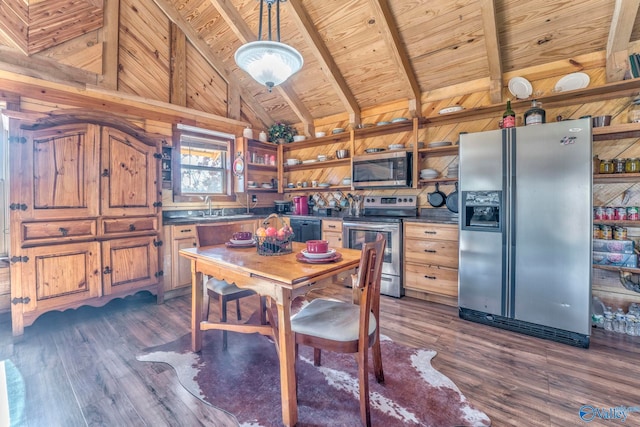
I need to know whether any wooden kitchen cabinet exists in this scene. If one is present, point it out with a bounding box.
[163,219,258,296]
[163,224,197,294]
[322,219,343,248]
[8,112,163,336]
[403,222,459,306]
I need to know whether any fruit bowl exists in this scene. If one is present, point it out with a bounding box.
[255,213,293,256]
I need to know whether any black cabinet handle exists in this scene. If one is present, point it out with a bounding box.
[424,249,436,253]
[424,275,436,280]
[424,231,437,234]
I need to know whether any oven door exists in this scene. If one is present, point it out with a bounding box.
[342,221,400,278]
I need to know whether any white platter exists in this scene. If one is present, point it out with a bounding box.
[427,141,452,148]
[376,121,391,126]
[554,72,590,92]
[388,144,405,150]
[318,183,331,188]
[391,117,409,123]
[420,168,438,174]
[302,248,336,259]
[508,77,533,99]
[302,159,318,164]
[229,239,256,245]
[438,105,464,114]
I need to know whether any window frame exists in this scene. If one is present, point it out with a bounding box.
[171,124,236,203]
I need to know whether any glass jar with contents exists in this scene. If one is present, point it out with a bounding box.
[625,314,637,336]
[600,159,614,174]
[614,309,626,333]
[626,158,640,173]
[603,309,614,331]
[613,158,626,174]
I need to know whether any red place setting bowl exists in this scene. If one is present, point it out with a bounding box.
[232,231,253,241]
[306,240,328,253]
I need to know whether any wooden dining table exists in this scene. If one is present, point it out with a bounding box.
[179,241,362,427]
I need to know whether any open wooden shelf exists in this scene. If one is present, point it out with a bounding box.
[593,172,640,184]
[418,145,459,156]
[284,185,351,193]
[593,264,640,274]
[284,158,350,171]
[594,220,640,227]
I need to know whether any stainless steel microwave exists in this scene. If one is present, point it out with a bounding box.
[352,150,412,188]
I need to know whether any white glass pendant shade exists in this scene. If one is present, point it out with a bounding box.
[235,40,303,91]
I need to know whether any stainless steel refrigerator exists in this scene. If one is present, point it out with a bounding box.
[458,119,592,348]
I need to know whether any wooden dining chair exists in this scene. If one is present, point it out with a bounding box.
[290,233,386,427]
[196,224,266,350]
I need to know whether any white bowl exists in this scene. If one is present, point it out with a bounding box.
[315,131,326,138]
[317,155,327,161]
[332,128,345,134]
[293,135,306,142]
[341,178,351,185]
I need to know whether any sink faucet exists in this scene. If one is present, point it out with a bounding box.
[205,195,213,216]
[221,207,226,216]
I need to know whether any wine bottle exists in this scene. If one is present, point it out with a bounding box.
[502,100,516,128]
[524,100,546,125]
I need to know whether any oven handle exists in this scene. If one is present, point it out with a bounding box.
[343,222,398,232]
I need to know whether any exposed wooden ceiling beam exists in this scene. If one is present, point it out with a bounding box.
[606,0,640,82]
[98,0,119,90]
[208,0,314,130]
[286,0,361,126]
[367,0,421,117]
[479,0,503,104]
[151,0,274,127]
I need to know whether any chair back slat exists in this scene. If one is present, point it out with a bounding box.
[356,234,386,342]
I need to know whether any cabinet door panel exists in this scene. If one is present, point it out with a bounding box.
[21,219,97,246]
[21,242,101,313]
[102,236,159,295]
[101,127,158,217]
[100,216,159,236]
[173,237,197,290]
[17,124,100,220]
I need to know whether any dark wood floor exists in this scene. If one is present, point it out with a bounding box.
[1,285,639,427]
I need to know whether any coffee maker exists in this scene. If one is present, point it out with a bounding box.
[292,196,308,215]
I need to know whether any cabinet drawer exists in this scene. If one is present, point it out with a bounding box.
[405,263,458,297]
[172,224,197,238]
[404,223,458,241]
[101,217,159,236]
[322,219,343,233]
[21,219,97,245]
[405,239,458,268]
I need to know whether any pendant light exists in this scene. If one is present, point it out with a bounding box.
[234,0,303,92]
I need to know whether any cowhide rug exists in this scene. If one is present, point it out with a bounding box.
[137,329,490,427]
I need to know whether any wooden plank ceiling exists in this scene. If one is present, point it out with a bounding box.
[0,0,640,131]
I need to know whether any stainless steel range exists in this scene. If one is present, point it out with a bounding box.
[342,195,417,297]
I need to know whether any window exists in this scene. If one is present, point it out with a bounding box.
[173,125,236,201]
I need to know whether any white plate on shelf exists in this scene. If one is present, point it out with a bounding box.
[508,77,533,99]
[427,141,452,148]
[302,159,318,164]
[376,121,391,126]
[261,184,273,189]
[318,183,331,188]
[388,144,405,150]
[554,72,590,92]
[301,248,336,259]
[438,105,464,114]
[391,117,409,123]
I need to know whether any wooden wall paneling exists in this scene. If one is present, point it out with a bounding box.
[35,31,103,75]
[99,0,121,89]
[27,0,103,54]
[185,44,227,117]
[118,0,171,102]
[0,0,29,53]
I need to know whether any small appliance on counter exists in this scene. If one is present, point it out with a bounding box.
[274,200,292,214]
[293,196,308,215]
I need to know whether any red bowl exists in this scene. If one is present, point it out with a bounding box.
[306,240,328,253]
[232,231,253,241]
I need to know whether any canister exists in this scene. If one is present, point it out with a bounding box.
[604,206,615,220]
[593,225,602,239]
[614,158,626,173]
[614,207,627,220]
[594,206,605,220]
[600,159,614,174]
[613,226,627,240]
[626,158,640,173]
[600,224,612,239]
[627,206,639,220]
